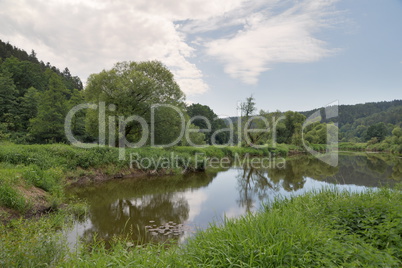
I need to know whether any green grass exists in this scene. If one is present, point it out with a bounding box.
[338,142,367,151]
[0,182,26,212]
[0,144,288,171]
[0,164,28,212]
[0,212,69,267]
[338,142,402,156]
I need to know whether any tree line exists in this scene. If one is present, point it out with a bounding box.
[0,40,401,150]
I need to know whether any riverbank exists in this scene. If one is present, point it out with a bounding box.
[1,188,401,267]
[339,142,402,155]
[1,143,401,266]
[0,143,291,221]
[1,142,401,221]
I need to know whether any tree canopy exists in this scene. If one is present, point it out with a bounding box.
[85,60,186,146]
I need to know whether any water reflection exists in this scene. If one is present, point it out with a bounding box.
[67,172,218,245]
[322,154,401,187]
[235,156,339,212]
[66,153,402,247]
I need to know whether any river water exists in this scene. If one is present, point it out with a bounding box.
[66,153,402,247]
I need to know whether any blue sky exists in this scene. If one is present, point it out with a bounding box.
[189,0,402,116]
[0,0,401,116]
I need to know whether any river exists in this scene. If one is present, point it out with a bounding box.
[66,152,402,247]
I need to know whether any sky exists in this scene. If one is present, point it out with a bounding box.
[0,0,401,117]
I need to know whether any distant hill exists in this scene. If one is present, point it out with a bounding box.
[299,100,402,142]
[227,100,402,128]
[225,99,402,142]
[300,100,402,128]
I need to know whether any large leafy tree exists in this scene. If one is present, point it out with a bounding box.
[85,60,186,146]
[67,88,88,142]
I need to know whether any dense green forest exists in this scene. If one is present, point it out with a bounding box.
[0,40,401,154]
[301,100,402,142]
[0,40,83,143]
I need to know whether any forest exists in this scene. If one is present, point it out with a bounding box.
[0,40,401,154]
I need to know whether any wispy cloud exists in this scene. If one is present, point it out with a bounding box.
[181,0,340,84]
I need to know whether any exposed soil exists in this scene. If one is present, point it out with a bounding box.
[1,185,53,224]
[0,207,20,224]
[1,167,183,224]
[64,166,196,187]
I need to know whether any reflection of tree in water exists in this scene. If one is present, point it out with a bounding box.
[391,159,402,180]
[82,192,189,244]
[236,167,277,212]
[365,154,402,181]
[68,171,219,245]
[325,154,402,186]
[236,156,338,212]
[366,155,388,174]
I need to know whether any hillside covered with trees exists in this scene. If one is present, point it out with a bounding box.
[0,40,84,143]
[301,100,402,142]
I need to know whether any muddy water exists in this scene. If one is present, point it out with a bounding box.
[66,153,402,247]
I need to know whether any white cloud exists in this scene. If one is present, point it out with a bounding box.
[0,0,341,94]
[183,0,339,84]
[181,190,208,222]
[0,0,247,96]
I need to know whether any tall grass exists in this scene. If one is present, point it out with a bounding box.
[0,212,69,267]
[0,164,27,212]
[0,182,26,212]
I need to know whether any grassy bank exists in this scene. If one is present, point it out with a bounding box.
[1,188,401,267]
[338,142,402,155]
[1,141,400,218]
[0,143,290,218]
